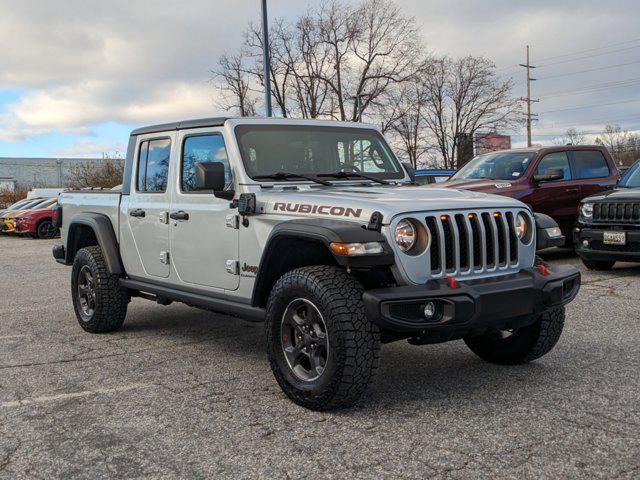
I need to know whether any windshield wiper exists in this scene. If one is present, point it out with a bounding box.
[317,171,389,185]
[253,172,332,186]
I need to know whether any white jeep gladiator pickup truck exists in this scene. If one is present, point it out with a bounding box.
[53,117,580,410]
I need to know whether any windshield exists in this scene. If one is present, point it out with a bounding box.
[8,199,33,210]
[29,198,55,209]
[620,161,640,188]
[235,125,404,181]
[452,151,535,181]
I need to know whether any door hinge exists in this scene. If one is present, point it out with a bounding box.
[225,259,239,275]
[159,211,169,224]
[225,214,239,229]
[160,251,170,265]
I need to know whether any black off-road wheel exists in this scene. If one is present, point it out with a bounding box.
[71,246,129,333]
[581,258,615,271]
[265,266,380,411]
[464,306,565,365]
[36,220,58,239]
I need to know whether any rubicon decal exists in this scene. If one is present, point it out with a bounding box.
[273,202,362,218]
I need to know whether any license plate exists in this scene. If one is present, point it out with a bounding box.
[603,231,626,245]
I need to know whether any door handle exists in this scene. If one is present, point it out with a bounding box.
[129,208,146,218]
[565,188,579,194]
[169,211,189,221]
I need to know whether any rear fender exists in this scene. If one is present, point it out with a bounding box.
[66,213,124,275]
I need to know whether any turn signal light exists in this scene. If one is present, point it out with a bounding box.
[330,242,384,256]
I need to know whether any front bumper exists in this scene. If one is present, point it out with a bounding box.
[363,265,580,340]
[1,219,16,233]
[575,227,640,262]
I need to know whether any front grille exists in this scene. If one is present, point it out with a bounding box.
[424,209,522,277]
[594,202,640,223]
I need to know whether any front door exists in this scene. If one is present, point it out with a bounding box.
[126,136,173,278]
[169,129,239,290]
[524,151,582,235]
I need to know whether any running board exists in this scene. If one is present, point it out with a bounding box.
[120,278,265,321]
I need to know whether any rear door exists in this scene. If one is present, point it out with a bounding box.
[168,129,239,290]
[125,135,174,278]
[569,149,617,199]
[525,151,581,234]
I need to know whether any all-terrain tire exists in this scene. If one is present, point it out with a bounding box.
[71,246,129,333]
[464,306,565,365]
[265,266,380,411]
[581,258,615,271]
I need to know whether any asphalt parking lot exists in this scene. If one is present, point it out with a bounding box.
[0,236,639,479]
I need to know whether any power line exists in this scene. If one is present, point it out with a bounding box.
[536,44,640,68]
[540,77,640,98]
[539,98,640,115]
[536,59,640,81]
[535,37,640,63]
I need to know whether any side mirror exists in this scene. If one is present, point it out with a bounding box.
[402,162,416,182]
[195,162,234,200]
[533,168,564,183]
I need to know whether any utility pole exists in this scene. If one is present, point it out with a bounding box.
[261,0,272,117]
[519,45,538,147]
[353,93,370,122]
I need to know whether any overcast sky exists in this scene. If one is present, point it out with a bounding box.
[1,0,639,157]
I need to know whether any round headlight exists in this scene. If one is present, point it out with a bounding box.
[395,220,416,252]
[515,212,533,244]
[581,203,594,219]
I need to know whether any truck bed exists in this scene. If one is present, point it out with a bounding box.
[58,190,121,245]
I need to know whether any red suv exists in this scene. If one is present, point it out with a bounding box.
[14,198,59,239]
[441,146,619,244]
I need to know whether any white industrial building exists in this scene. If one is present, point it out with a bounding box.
[0,157,109,190]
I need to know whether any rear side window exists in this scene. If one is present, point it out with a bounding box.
[181,134,232,192]
[572,150,610,179]
[137,138,171,192]
[535,152,571,181]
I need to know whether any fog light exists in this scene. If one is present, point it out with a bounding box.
[423,301,436,319]
[582,240,589,247]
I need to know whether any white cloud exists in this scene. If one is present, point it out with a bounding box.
[0,0,639,145]
[53,139,127,158]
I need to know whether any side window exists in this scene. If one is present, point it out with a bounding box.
[137,138,171,192]
[572,150,610,179]
[181,134,232,192]
[535,152,571,181]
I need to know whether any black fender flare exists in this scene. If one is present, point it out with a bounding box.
[534,212,565,250]
[66,213,125,275]
[251,218,394,307]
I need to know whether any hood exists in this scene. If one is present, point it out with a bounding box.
[584,187,640,203]
[18,207,51,218]
[258,184,527,224]
[439,178,521,194]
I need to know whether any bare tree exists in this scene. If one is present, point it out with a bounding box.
[378,81,434,168]
[554,127,587,146]
[212,52,258,116]
[421,56,522,169]
[211,0,520,167]
[68,158,124,189]
[595,124,639,166]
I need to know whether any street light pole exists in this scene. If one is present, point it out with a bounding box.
[261,0,272,117]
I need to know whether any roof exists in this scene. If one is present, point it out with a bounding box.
[129,116,382,136]
[130,117,229,136]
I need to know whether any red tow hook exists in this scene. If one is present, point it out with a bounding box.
[446,276,459,289]
[535,264,549,277]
